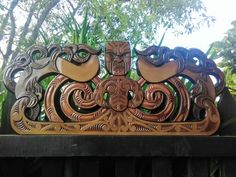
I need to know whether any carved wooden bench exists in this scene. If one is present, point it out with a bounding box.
[3,41,225,135]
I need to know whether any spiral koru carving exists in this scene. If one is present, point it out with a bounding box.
[4,41,225,135]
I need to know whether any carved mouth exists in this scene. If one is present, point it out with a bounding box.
[112,61,125,74]
[110,96,127,112]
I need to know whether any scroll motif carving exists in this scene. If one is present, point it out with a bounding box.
[4,42,225,135]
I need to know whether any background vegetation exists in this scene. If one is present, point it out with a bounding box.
[0,0,216,119]
[208,20,236,99]
[0,0,235,117]
[0,0,214,66]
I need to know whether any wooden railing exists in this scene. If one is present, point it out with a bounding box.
[1,41,236,177]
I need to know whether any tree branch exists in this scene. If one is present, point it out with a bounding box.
[66,0,76,12]
[65,0,79,15]
[0,3,10,11]
[3,8,17,69]
[0,48,5,59]
[11,3,38,60]
[0,0,19,42]
[30,0,60,42]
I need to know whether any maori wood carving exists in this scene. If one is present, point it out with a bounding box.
[4,42,225,135]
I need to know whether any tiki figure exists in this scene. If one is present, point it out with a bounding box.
[94,42,143,112]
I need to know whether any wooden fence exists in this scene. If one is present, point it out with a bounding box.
[1,41,236,177]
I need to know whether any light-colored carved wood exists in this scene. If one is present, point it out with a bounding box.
[137,59,181,82]
[55,57,99,82]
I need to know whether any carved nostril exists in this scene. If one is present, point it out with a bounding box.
[114,56,122,62]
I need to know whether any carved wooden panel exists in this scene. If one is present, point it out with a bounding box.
[4,42,225,135]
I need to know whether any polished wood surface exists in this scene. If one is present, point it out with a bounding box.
[4,42,225,135]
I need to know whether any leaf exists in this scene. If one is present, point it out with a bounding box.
[0,89,7,124]
[79,7,89,44]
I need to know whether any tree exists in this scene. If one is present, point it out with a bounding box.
[0,0,214,69]
[0,0,215,120]
[0,0,60,68]
[208,20,236,98]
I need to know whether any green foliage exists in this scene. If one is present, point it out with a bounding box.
[0,0,215,63]
[34,0,214,48]
[224,68,236,99]
[0,90,7,122]
[59,7,98,46]
[178,76,194,91]
[39,75,56,90]
[127,70,139,81]
[208,20,236,98]
[0,0,214,124]
[0,68,7,123]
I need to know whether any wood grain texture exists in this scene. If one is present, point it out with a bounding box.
[3,42,225,135]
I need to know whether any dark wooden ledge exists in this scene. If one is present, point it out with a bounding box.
[0,135,236,157]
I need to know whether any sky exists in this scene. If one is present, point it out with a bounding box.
[1,0,236,57]
[162,0,236,53]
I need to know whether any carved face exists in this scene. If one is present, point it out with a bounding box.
[94,77,143,112]
[105,42,131,75]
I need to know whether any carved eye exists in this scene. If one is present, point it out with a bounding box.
[192,57,200,66]
[103,92,109,101]
[122,53,130,59]
[76,50,89,59]
[150,54,156,59]
[128,90,135,100]
[74,49,90,63]
[109,53,115,60]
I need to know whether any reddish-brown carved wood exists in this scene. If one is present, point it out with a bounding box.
[4,42,225,135]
